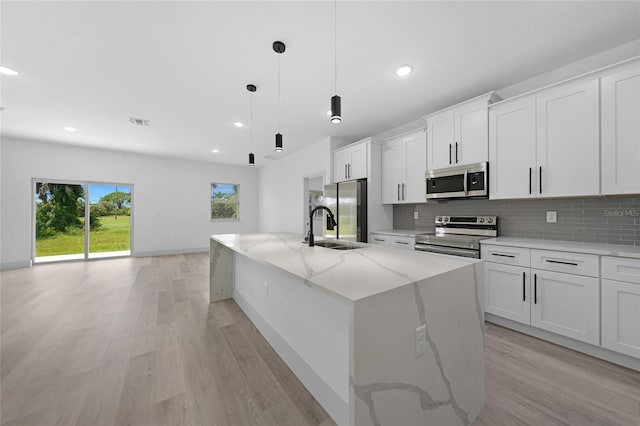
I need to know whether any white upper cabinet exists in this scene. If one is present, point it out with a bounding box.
[489,98,537,199]
[333,142,368,183]
[536,79,600,197]
[601,62,640,195]
[489,78,600,199]
[381,138,403,203]
[381,130,427,204]
[425,93,498,170]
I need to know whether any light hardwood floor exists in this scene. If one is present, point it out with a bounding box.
[1,253,639,426]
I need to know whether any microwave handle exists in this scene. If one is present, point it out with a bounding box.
[463,169,468,195]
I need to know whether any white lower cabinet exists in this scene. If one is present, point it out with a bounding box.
[530,269,600,345]
[601,255,640,358]
[484,262,530,324]
[602,279,640,358]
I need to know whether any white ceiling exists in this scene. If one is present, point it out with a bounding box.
[1,1,639,167]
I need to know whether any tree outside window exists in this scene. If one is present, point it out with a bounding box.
[211,183,239,220]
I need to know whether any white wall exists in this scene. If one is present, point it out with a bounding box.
[0,137,259,269]
[258,137,331,234]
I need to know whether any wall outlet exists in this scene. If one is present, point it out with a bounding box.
[546,211,557,223]
[415,324,427,356]
[414,211,419,220]
[263,282,269,296]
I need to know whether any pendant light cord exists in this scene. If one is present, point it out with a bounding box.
[334,0,337,95]
[278,53,281,133]
[250,91,253,152]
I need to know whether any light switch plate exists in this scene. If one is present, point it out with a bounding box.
[414,211,419,220]
[546,211,557,223]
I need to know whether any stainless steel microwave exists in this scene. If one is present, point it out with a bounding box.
[425,162,489,200]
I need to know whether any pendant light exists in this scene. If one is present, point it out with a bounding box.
[330,0,341,124]
[247,84,257,167]
[273,41,286,152]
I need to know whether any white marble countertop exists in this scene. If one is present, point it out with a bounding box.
[211,233,480,302]
[482,237,640,259]
[370,229,418,238]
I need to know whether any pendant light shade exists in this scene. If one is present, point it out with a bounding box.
[249,152,255,167]
[273,41,286,151]
[330,95,342,124]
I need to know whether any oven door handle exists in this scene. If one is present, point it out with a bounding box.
[414,244,479,258]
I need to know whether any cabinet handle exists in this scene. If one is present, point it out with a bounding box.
[397,184,400,201]
[545,259,578,266]
[534,273,537,304]
[402,183,405,200]
[529,168,532,195]
[455,142,459,163]
[347,163,351,179]
[345,164,347,179]
[449,144,452,164]
[395,241,409,245]
[491,253,515,258]
[522,272,526,302]
[539,166,542,194]
[374,238,385,242]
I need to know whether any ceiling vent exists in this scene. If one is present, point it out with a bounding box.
[128,116,150,126]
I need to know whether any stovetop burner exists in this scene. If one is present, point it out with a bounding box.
[414,215,498,258]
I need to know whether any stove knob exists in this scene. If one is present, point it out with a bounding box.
[479,218,484,223]
[436,216,442,222]
[443,217,449,222]
[487,218,493,223]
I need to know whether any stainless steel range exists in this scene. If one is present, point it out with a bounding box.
[415,215,498,258]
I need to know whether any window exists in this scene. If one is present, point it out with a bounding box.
[211,183,239,220]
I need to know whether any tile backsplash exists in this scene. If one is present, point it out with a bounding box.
[393,195,640,246]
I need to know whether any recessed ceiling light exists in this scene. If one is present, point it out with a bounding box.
[63,126,76,132]
[233,121,244,128]
[211,149,219,153]
[395,65,413,77]
[0,66,19,76]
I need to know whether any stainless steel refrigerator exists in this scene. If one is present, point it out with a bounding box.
[323,179,368,242]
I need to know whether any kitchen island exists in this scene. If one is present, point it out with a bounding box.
[210,233,485,426]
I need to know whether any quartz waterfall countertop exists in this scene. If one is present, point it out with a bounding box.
[211,233,480,301]
[482,237,640,259]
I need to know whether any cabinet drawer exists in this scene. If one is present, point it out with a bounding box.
[531,249,599,277]
[370,234,389,246]
[390,236,414,250]
[602,256,640,284]
[481,245,530,267]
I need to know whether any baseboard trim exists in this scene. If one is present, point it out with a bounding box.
[0,260,31,270]
[133,247,208,257]
[233,290,348,426]
[486,313,640,371]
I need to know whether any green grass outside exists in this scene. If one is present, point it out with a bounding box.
[36,215,131,257]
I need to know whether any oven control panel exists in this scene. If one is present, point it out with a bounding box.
[435,216,497,225]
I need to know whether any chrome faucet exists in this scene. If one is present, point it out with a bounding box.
[309,206,337,247]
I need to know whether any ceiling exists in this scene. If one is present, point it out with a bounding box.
[1,1,639,167]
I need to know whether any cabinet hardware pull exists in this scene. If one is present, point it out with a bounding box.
[348,163,351,179]
[545,259,578,266]
[374,238,385,242]
[449,144,452,164]
[534,273,537,304]
[345,164,347,179]
[396,241,409,245]
[397,184,400,201]
[522,272,526,302]
[402,183,405,200]
[455,142,459,163]
[539,166,542,193]
[491,253,515,258]
[529,168,532,195]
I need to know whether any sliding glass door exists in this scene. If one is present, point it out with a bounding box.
[33,180,132,263]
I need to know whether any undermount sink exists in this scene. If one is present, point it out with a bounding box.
[312,240,363,250]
